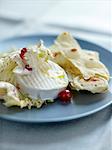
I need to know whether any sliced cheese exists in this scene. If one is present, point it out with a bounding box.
[14,60,68,100]
[13,42,68,100]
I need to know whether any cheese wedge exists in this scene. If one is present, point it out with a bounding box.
[14,61,68,100]
[13,42,68,101]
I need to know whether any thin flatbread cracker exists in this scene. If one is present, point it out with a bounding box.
[49,32,109,80]
[49,32,110,93]
[68,74,108,93]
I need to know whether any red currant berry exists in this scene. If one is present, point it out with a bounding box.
[58,90,72,104]
[20,48,27,59]
[19,53,24,59]
[21,48,27,53]
[25,64,32,71]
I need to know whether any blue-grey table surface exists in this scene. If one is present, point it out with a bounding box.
[0,106,112,150]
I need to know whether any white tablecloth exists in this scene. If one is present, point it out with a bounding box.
[0,1,112,150]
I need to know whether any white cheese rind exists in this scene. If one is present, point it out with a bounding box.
[14,60,68,100]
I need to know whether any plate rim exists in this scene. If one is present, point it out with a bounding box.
[0,101,111,123]
[0,33,112,54]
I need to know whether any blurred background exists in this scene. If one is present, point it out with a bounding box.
[0,0,112,49]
